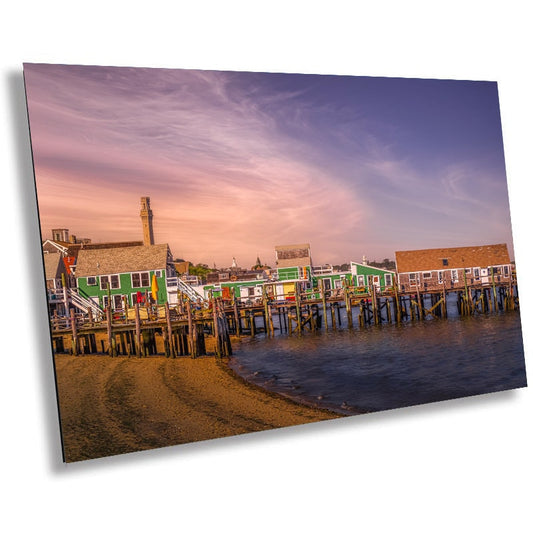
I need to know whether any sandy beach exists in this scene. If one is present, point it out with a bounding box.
[54,354,342,462]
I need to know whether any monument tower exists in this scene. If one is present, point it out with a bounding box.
[140,196,155,246]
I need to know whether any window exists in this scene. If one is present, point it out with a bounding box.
[334,278,343,289]
[100,274,120,290]
[87,276,97,286]
[438,271,444,284]
[103,294,124,309]
[503,265,509,277]
[155,270,162,278]
[384,273,392,286]
[442,258,449,266]
[132,272,150,288]
[451,269,458,283]
[422,272,432,279]
[409,273,418,284]
[473,267,480,280]
[357,275,365,287]
[465,268,471,274]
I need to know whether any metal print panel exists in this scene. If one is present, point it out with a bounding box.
[23,63,527,463]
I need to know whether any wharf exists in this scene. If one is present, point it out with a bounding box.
[50,278,519,358]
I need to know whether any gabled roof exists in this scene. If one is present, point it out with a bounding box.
[395,244,510,273]
[75,244,171,277]
[43,239,144,259]
[42,240,69,256]
[350,262,395,274]
[43,252,66,280]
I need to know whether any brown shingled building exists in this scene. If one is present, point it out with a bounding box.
[395,244,512,291]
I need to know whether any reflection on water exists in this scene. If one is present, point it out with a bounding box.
[229,313,527,414]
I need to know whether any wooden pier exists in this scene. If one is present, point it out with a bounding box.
[50,277,520,357]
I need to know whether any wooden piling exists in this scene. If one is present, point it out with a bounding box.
[295,284,303,334]
[134,303,142,357]
[70,308,79,356]
[320,279,329,330]
[165,302,175,358]
[106,305,116,357]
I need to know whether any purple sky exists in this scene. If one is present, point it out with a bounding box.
[24,63,515,267]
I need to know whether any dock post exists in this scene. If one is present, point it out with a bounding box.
[134,303,142,356]
[187,301,196,357]
[295,283,302,334]
[344,280,353,329]
[165,302,174,358]
[319,279,329,330]
[70,308,79,356]
[263,292,271,337]
[106,305,116,357]
[232,289,241,337]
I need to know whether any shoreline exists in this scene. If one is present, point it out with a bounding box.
[218,355,356,416]
[54,353,343,463]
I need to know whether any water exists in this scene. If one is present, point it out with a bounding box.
[229,313,527,415]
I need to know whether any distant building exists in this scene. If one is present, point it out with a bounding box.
[140,196,155,246]
[350,261,396,292]
[395,244,512,291]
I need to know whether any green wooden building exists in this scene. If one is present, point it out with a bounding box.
[74,243,176,310]
[349,261,396,292]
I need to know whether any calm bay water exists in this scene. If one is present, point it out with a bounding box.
[229,312,527,415]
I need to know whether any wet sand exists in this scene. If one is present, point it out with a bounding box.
[54,354,342,462]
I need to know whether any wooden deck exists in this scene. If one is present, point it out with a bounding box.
[49,276,519,358]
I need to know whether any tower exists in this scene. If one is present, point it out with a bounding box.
[140,197,155,246]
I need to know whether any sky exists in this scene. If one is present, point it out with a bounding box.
[24,63,515,267]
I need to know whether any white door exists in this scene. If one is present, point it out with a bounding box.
[481,268,489,284]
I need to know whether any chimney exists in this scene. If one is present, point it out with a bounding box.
[140,197,155,246]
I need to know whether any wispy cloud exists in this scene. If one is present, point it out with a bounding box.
[24,65,514,264]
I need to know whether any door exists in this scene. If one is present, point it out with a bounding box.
[481,268,489,284]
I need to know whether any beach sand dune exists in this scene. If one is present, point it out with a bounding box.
[54,354,341,462]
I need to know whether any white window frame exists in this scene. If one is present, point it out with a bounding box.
[155,269,163,278]
[437,271,444,284]
[422,271,432,279]
[451,269,458,283]
[87,276,97,286]
[357,275,365,287]
[503,265,510,277]
[384,273,393,286]
[131,271,151,288]
[103,294,124,310]
[409,273,419,285]
[473,267,480,280]
[100,274,120,290]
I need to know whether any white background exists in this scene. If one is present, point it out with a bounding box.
[2,2,531,531]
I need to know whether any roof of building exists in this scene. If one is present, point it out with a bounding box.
[43,239,144,259]
[75,244,170,277]
[43,252,65,280]
[395,244,510,273]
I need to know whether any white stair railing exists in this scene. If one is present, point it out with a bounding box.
[67,288,105,318]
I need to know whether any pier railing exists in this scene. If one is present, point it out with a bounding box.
[49,277,519,357]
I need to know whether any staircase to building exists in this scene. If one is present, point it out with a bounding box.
[68,288,105,318]
[166,277,205,302]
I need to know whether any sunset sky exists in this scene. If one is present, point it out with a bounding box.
[24,63,514,267]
